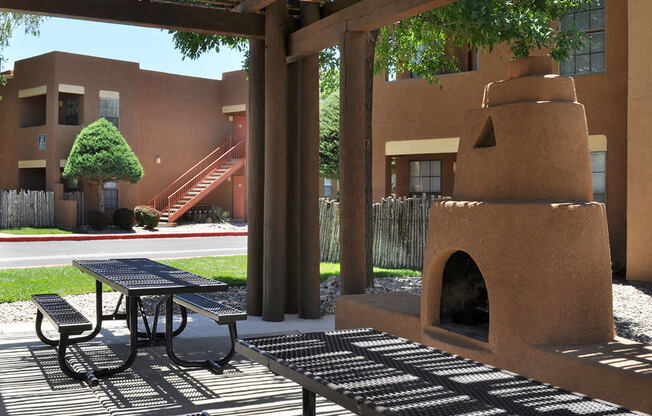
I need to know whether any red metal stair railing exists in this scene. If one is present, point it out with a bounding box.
[147,137,237,216]
[164,138,246,222]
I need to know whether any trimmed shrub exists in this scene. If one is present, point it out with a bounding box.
[113,208,134,230]
[88,211,108,230]
[135,205,160,230]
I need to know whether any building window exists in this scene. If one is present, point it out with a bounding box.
[560,0,606,76]
[104,182,118,209]
[323,178,333,198]
[58,93,82,125]
[409,160,441,196]
[99,97,119,128]
[591,151,606,203]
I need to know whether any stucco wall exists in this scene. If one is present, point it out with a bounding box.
[372,4,628,264]
[0,51,249,221]
[626,0,652,282]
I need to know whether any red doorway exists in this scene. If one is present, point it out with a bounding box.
[233,115,246,144]
[233,175,245,219]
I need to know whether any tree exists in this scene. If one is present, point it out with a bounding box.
[63,118,144,213]
[375,0,594,82]
[0,13,44,97]
[319,89,340,179]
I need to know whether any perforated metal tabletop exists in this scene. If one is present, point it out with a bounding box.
[73,258,228,296]
[236,328,641,416]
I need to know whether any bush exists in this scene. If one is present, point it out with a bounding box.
[113,208,134,230]
[88,211,108,230]
[208,206,230,223]
[135,205,160,230]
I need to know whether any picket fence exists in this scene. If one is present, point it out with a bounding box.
[319,196,435,270]
[0,190,55,229]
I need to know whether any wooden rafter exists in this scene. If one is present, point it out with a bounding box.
[287,0,456,61]
[0,0,265,38]
[231,0,276,14]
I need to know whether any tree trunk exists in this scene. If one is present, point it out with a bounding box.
[97,181,105,213]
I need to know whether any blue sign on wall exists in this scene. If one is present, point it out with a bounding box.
[38,134,46,150]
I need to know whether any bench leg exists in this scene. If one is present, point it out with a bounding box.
[36,281,105,347]
[56,296,140,386]
[164,296,237,373]
[303,388,316,416]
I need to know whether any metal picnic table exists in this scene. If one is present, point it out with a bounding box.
[35,258,228,384]
[236,328,642,416]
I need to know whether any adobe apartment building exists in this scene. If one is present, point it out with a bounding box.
[371,0,641,271]
[0,51,248,222]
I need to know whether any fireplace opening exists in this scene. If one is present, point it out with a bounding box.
[438,251,489,342]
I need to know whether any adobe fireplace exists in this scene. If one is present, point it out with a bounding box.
[336,57,651,413]
[421,56,615,352]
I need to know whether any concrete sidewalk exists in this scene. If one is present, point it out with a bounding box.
[0,314,351,416]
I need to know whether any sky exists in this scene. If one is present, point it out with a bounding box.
[1,17,247,80]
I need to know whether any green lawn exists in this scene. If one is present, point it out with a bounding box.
[0,227,73,235]
[0,255,421,303]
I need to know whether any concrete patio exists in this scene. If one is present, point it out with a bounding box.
[0,314,351,416]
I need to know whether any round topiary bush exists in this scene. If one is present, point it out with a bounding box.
[88,210,108,231]
[134,205,160,230]
[113,208,134,230]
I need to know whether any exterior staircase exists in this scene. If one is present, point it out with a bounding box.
[148,137,246,223]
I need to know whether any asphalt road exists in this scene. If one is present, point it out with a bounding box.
[0,236,247,268]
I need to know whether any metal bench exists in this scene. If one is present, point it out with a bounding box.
[155,293,246,373]
[237,328,642,416]
[31,294,100,385]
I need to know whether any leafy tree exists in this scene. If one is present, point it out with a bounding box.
[0,13,44,96]
[375,0,595,83]
[319,89,339,179]
[63,118,144,213]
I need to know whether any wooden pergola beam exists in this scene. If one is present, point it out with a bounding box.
[0,0,265,38]
[231,0,276,14]
[287,0,455,60]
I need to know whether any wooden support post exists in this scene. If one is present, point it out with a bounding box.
[297,2,321,319]
[262,0,288,321]
[339,31,371,295]
[286,61,300,314]
[246,39,265,316]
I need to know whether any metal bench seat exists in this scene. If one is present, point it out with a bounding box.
[32,294,92,335]
[173,294,247,324]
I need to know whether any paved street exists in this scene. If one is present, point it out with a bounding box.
[0,236,247,268]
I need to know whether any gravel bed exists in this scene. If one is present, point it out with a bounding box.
[2,277,650,344]
[74,221,248,235]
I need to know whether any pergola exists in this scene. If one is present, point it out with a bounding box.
[0,0,454,321]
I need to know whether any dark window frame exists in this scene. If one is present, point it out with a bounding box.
[560,0,606,76]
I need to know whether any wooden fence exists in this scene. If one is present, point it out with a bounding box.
[319,196,434,270]
[0,190,55,229]
[63,191,86,225]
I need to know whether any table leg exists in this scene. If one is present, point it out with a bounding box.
[303,388,316,416]
[56,295,139,386]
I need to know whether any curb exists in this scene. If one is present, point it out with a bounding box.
[0,231,248,243]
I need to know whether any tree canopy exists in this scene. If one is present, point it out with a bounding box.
[375,0,595,82]
[319,89,340,179]
[63,118,144,212]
